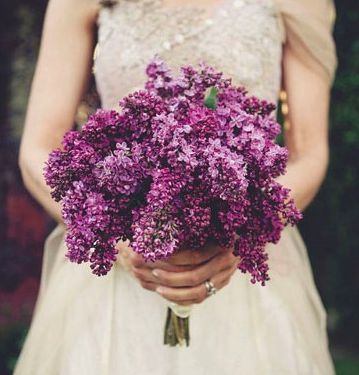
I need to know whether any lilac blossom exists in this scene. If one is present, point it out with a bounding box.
[44,59,301,284]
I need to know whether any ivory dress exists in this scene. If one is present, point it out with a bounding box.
[15,0,337,374]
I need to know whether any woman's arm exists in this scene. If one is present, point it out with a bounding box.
[278,44,331,211]
[19,0,99,222]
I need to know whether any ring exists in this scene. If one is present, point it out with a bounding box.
[204,279,217,297]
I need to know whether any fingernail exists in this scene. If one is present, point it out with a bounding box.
[156,287,164,294]
[152,269,160,277]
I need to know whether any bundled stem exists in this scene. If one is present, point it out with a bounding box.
[164,307,190,347]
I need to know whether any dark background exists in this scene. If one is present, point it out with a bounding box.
[0,0,358,374]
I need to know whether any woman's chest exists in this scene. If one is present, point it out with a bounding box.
[95,0,284,107]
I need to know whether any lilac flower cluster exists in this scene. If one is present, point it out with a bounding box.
[44,58,301,284]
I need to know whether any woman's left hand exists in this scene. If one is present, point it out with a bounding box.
[126,245,239,305]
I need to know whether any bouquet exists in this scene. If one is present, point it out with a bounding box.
[44,58,301,346]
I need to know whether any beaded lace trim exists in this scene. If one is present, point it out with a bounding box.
[94,0,284,108]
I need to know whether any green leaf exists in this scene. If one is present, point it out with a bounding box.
[204,86,219,109]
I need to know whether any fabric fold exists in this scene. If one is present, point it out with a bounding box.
[274,0,337,85]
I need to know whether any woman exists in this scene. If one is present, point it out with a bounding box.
[15,0,337,373]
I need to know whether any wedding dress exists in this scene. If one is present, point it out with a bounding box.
[14,0,337,374]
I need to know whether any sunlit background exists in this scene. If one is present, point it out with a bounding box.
[0,1,358,374]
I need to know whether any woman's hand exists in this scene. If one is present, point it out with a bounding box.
[120,243,239,305]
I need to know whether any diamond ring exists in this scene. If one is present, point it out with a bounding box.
[204,279,217,297]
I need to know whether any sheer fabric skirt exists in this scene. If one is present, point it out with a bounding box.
[14,225,335,375]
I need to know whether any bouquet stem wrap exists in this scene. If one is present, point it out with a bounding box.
[164,304,192,347]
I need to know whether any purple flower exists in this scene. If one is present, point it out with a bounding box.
[44,58,301,284]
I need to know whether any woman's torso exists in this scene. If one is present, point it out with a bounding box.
[94,0,284,108]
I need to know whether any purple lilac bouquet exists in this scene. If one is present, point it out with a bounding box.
[45,58,301,345]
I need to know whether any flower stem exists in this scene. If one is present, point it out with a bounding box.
[164,307,190,347]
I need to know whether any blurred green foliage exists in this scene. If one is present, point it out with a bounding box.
[0,324,27,374]
[334,354,359,375]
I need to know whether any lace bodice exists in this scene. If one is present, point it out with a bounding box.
[94,0,284,109]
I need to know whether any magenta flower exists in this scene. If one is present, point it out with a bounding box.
[44,59,301,284]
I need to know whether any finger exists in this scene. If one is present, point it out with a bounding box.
[156,285,204,304]
[166,244,223,266]
[215,262,238,290]
[156,263,238,305]
[131,262,198,290]
[138,279,196,305]
[156,262,238,304]
[152,251,238,288]
[127,249,196,272]
[127,251,150,267]
[132,266,159,284]
[127,251,167,269]
[122,242,228,270]
[138,280,158,292]
[131,263,197,285]
[130,260,197,286]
